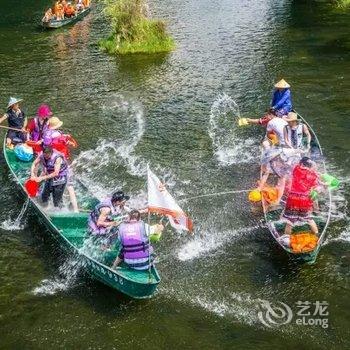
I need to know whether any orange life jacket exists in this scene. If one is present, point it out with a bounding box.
[290,233,318,253]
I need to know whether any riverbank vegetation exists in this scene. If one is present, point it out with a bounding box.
[334,0,350,8]
[99,0,175,55]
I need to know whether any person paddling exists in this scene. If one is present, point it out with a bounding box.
[31,146,68,208]
[111,210,163,271]
[270,79,292,117]
[0,97,27,148]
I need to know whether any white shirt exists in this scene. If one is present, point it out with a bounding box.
[266,117,288,145]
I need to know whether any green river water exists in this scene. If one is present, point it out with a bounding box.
[0,0,349,349]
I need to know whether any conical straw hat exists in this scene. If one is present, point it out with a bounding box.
[274,79,290,89]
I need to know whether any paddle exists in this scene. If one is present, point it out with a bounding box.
[0,125,28,133]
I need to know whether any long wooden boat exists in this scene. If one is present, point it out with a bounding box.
[3,140,161,299]
[42,7,91,29]
[261,112,332,264]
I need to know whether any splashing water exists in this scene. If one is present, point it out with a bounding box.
[32,257,81,296]
[0,199,29,231]
[208,93,257,165]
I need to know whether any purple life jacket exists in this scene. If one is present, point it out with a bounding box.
[119,221,153,270]
[40,150,68,186]
[31,117,49,142]
[88,198,116,235]
[43,129,62,147]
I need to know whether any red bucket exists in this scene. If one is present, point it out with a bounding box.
[24,179,39,198]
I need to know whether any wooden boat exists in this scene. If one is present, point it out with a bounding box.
[261,112,332,264]
[42,7,91,29]
[3,140,161,299]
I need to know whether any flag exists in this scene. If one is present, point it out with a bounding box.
[147,167,193,233]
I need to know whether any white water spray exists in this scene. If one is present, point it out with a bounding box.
[0,199,29,231]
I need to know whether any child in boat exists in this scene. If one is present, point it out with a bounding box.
[43,117,79,212]
[0,97,28,148]
[282,157,321,236]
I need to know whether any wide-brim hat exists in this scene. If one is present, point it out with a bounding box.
[284,112,298,122]
[7,97,23,109]
[48,117,63,130]
[274,79,290,89]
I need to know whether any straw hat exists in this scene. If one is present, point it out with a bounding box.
[48,117,63,129]
[274,79,290,89]
[284,112,298,122]
[7,97,23,109]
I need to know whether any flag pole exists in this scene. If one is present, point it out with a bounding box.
[147,164,152,283]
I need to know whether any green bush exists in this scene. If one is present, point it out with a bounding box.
[100,0,175,54]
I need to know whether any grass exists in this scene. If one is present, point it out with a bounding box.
[99,0,175,55]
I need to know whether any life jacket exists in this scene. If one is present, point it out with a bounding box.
[285,124,303,149]
[119,221,153,270]
[290,165,318,195]
[290,233,318,253]
[7,108,25,129]
[31,117,49,142]
[40,150,68,186]
[88,198,117,235]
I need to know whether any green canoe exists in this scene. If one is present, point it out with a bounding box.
[42,7,91,29]
[3,141,161,299]
[261,112,332,264]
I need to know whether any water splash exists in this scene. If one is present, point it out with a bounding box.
[0,199,29,231]
[208,93,257,165]
[32,257,81,296]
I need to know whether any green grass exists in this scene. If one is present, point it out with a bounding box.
[99,0,175,55]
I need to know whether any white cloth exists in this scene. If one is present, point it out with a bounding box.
[266,117,288,145]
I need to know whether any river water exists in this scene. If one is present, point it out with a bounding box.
[0,0,349,349]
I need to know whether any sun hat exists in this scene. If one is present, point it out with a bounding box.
[37,104,53,119]
[274,79,290,89]
[7,97,23,109]
[284,112,298,122]
[48,117,63,130]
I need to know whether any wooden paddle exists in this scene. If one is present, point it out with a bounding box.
[0,125,28,133]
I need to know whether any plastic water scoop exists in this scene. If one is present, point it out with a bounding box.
[24,179,39,198]
[238,118,248,126]
[321,174,340,190]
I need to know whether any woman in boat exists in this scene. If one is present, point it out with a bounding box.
[111,210,160,271]
[88,191,131,237]
[43,117,79,212]
[283,112,311,151]
[26,104,52,151]
[0,97,27,148]
[270,79,293,117]
[31,146,69,208]
[282,157,320,236]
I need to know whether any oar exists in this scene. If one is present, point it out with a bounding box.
[0,125,28,133]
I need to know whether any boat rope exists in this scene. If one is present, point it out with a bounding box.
[182,189,251,201]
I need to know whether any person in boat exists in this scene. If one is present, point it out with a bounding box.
[75,0,85,11]
[0,97,27,148]
[43,8,54,22]
[54,0,65,20]
[43,117,79,212]
[26,104,52,148]
[31,145,68,208]
[64,2,76,17]
[88,191,132,237]
[283,112,311,151]
[270,79,292,117]
[111,210,160,271]
[83,0,90,8]
[282,157,321,236]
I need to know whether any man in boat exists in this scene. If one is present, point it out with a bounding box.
[0,97,28,148]
[283,112,311,151]
[26,104,52,149]
[270,79,292,117]
[43,117,79,212]
[31,145,68,208]
[88,191,132,237]
[111,210,161,271]
[282,157,320,236]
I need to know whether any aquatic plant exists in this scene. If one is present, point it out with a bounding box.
[99,0,175,54]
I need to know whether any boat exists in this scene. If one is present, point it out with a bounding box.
[260,112,332,264]
[3,139,161,299]
[42,7,91,29]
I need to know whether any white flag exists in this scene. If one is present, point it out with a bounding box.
[147,167,193,233]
